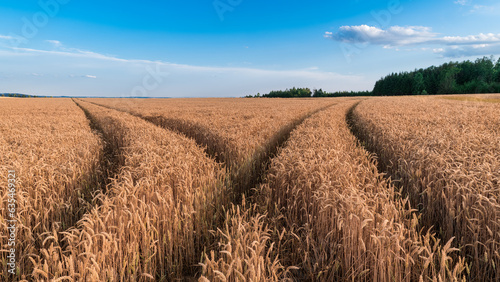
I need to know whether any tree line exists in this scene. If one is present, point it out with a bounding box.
[244,56,500,98]
[373,56,500,95]
[0,93,43,98]
[244,87,372,98]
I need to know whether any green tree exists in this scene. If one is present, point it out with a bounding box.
[475,56,494,83]
[313,88,325,97]
[412,72,425,94]
[495,58,500,82]
[438,64,460,94]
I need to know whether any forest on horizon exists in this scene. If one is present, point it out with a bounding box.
[246,56,500,98]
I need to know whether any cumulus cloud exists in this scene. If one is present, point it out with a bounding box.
[326,25,500,57]
[84,75,97,79]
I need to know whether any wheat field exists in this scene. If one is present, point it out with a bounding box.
[0,99,102,279]
[1,95,499,281]
[350,96,500,281]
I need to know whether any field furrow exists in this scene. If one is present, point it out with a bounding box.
[73,99,122,194]
[34,100,228,281]
[209,100,464,281]
[350,96,500,280]
[198,102,343,281]
[4,95,496,281]
[84,98,337,200]
[82,98,334,166]
[0,99,103,279]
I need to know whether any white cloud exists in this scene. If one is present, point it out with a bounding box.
[453,0,500,14]
[470,3,500,14]
[46,40,62,47]
[454,0,468,5]
[0,35,13,40]
[326,25,437,46]
[440,33,500,45]
[326,25,500,57]
[9,46,147,64]
[0,42,368,97]
[4,45,361,81]
[434,43,500,58]
[327,25,500,47]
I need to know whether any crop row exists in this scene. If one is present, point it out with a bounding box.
[0,99,102,279]
[26,100,226,280]
[3,96,496,281]
[83,98,334,168]
[351,97,500,280]
[201,100,466,281]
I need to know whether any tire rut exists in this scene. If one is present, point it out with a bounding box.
[73,99,122,196]
[74,98,338,280]
[80,99,337,203]
[345,100,462,270]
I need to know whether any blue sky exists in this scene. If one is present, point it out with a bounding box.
[1,0,499,97]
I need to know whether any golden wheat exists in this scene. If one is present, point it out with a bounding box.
[83,98,333,168]
[199,196,294,282]
[84,98,338,208]
[3,96,495,281]
[257,100,465,281]
[32,100,227,281]
[0,98,102,280]
[351,96,500,280]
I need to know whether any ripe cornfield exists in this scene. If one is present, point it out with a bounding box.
[0,95,499,281]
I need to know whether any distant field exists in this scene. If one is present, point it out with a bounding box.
[440,93,500,103]
[1,95,499,281]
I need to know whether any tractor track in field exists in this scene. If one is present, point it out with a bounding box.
[345,100,408,190]
[32,99,125,262]
[345,100,387,171]
[232,102,338,199]
[346,100,418,213]
[77,99,228,165]
[74,98,339,279]
[72,99,122,205]
[346,100,415,203]
[344,100,470,279]
[27,99,122,260]
[78,98,338,203]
